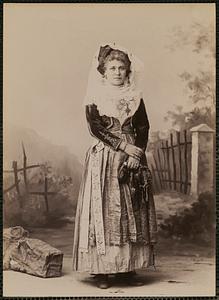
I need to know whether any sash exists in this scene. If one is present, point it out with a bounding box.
[78,144,106,255]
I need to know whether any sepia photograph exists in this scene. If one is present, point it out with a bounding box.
[3,3,216,297]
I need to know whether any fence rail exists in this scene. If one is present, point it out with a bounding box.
[3,143,56,212]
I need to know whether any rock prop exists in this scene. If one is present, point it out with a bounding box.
[3,226,63,278]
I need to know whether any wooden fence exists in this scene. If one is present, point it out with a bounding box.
[149,130,192,194]
[3,143,56,212]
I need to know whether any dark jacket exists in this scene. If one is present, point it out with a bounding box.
[85,99,150,152]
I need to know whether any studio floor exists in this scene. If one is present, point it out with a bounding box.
[3,252,215,297]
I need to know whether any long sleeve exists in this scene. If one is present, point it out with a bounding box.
[85,104,122,150]
[132,99,150,151]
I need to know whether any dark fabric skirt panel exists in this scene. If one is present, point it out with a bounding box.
[72,135,157,273]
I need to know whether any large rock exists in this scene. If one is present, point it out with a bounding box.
[3,226,63,278]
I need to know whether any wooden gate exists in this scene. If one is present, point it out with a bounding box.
[149,130,192,194]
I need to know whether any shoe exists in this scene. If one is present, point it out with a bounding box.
[115,271,144,286]
[95,274,110,289]
[128,277,144,286]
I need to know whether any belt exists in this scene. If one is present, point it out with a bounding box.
[109,129,135,135]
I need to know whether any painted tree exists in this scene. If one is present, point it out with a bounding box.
[165,22,215,130]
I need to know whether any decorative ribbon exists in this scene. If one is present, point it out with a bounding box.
[78,144,106,255]
[90,149,106,255]
[78,154,92,253]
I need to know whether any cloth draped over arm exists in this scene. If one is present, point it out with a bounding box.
[132,99,150,152]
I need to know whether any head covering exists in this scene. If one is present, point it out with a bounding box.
[97,45,131,76]
[84,43,144,123]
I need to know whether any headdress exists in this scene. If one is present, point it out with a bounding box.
[84,43,144,124]
[97,45,131,76]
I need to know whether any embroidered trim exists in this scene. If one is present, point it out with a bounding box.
[99,131,121,149]
[91,150,106,255]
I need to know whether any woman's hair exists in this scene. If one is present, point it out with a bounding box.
[97,45,131,77]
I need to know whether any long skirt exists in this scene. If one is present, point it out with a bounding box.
[72,138,157,274]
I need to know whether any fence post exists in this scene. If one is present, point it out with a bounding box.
[22,142,29,192]
[44,176,49,213]
[183,130,189,194]
[190,124,214,196]
[177,131,183,193]
[170,133,177,190]
[166,140,172,189]
[12,160,22,207]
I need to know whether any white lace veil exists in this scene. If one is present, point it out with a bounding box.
[84,43,144,123]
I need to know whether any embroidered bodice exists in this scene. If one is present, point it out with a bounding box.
[86,98,150,151]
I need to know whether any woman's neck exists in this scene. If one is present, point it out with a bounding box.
[104,79,129,91]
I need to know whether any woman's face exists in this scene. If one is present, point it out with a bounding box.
[104,59,127,86]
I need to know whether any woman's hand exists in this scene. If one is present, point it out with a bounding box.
[119,142,144,159]
[127,156,140,170]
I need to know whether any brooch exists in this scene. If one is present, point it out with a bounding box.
[117,98,134,115]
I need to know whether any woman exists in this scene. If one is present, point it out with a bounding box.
[72,44,157,289]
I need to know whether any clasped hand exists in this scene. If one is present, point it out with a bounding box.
[124,143,144,160]
[126,156,140,170]
[119,141,143,160]
[119,141,143,170]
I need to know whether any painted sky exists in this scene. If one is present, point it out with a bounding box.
[4,4,215,161]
